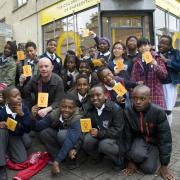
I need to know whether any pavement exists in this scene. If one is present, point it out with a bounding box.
[7,107,180,180]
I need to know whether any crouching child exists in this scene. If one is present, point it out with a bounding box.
[69,85,125,170]
[0,87,33,180]
[38,95,82,176]
[123,85,174,180]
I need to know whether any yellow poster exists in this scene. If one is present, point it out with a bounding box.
[38,93,49,108]
[113,83,127,97]
[23,65,32,77]
[80,118,92,133]
[6,117,17,132]
[82,29,90,37]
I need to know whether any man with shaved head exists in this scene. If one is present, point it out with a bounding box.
[122,85,174,180]
[21,57,64,118]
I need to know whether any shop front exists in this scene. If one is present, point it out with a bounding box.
[40,0,155,59]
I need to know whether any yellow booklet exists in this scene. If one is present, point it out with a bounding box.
[23,65,32,77]
[92,59,103,67]
[6,117,17,132]
[37,93,49,107]
[82,29,90,37]
[113,82,127,97]
[142,51,153,64]
[80,118,92,133]
[115,60,124,71]
[17,51,25,61]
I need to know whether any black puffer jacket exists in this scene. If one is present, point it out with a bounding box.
[124,103,172,166]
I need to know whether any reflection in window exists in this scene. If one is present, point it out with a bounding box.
[43,7,98,59]
[17,0,27,7]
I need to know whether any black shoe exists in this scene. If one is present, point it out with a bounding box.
[67,159,78,170]
[0,166,8,180]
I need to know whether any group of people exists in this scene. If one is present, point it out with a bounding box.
[0,32,179,180]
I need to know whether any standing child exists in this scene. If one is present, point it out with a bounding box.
[158,35,180,125]
[108,41,131,80]
[17,41,39,87]
[0,41,17,87]
[0,87,33,180]
[68,74,91,115]
[131,37,167,109]
[62,54,79,92]
[40,39,62,76]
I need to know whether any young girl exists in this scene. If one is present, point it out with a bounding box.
[0,87,33,180]
[0,41,17,87]
[62,54,79,92]
[131,37,167,109]
[108,41,131,80]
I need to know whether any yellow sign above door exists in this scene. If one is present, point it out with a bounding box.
[40,0,100,25]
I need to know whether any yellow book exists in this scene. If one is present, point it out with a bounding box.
[80,118,92,133]
[23,65,32,77]
[92,59,103,67]
[17,51,25,61]
[82,29,90,37]
[113,82,127,97]
[142,51,153,64]
[115,60,124,71]
[38,93,49,107]
[6,117,17,132]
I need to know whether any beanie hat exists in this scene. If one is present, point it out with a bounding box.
[99,37,111,47]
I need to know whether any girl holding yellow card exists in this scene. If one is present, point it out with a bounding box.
[108,41,131,80]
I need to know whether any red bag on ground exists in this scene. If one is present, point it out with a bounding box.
[7,152,50,180]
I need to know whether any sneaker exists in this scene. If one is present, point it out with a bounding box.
[0,166,7,180]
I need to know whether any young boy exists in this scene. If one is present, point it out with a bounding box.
[131,37,167,109]
[68,74,91,115]
[40,39,62,76]
[0,87,32,180]
[158,35,180,125]
[123,85,174,180]
[17,41,39,87]
[70,85,125,169]
[38,95,82,176]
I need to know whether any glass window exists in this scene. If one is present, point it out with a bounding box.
[43,7,98,60]
[103,16,149,45]
[154,8,165,30]
[169,14,177,31]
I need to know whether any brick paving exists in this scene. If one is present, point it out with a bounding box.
[7,107,180,180]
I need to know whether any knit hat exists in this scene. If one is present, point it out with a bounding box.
[99,37,111,47]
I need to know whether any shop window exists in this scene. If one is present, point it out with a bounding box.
[43,7,98,59]
[169,15,177,32]
[103,16,148,45]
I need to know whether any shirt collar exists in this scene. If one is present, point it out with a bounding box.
[46,52,55,60]
[96,104,105,116]
[67,70,76,76]
[5,104,17,119]
[59,115,64,123]
[104,80,117,91]
[78,93,87,102]
[99,51,110,56]
[127,50,138,56]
